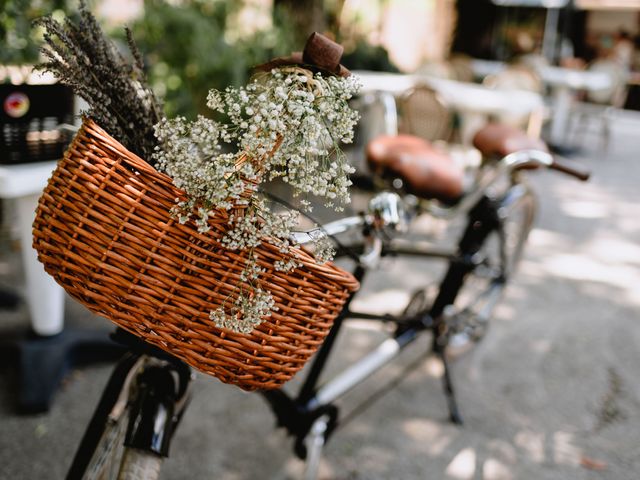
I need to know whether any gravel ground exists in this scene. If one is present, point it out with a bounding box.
[1,114,639,479]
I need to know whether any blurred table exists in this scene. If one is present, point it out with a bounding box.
[354,70,544,142]
[470,59,611,90]
[470,60,613,146]
[536,65,612,146]
[0,160,122,412]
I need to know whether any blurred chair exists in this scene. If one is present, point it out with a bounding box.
[397,85,482,190]
[448,54,475,83]
[482,64,543,93]
[567,59,628,150]
[482,65,546,138]
[398,85,454,142]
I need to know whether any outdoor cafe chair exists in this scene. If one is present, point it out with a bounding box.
[398,85,454,143]
[567,59,629,149]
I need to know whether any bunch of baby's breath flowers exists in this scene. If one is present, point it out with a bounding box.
[153,67,360,333]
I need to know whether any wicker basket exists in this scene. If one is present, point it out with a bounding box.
[32,118,359,390]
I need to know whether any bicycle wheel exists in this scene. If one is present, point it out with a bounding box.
[85,435,163,480]
[445,184,536,353]
[70,345,192,480]
[116,448,163,480]
[69,354,147,480]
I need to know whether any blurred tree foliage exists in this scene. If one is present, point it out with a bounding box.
[273,0,327,46]
[0,0,69,64]
[1,0,397,115]
[129,0,296,118]
[273,0,397,72]
[130,0,398,117]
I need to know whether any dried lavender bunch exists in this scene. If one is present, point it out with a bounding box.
[35,0,162,160]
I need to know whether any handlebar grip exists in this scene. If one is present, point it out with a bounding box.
[549,159,591,181]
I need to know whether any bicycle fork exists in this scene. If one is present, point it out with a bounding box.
[123,360,192,457]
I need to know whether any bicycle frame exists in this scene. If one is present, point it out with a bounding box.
[69,147,568,479]
[261,175,536,464]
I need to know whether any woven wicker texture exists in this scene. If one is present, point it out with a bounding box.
[33,118,359,390]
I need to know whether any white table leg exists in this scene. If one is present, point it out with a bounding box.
[15,193,64,336]
[549,86,573,146]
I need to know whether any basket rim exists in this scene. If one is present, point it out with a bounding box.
[76,117,360,292]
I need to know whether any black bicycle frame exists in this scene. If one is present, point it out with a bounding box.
[261,192,505,453]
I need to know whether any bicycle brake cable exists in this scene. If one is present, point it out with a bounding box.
[260,190,362,262]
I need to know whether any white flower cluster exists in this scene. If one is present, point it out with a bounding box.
[210,288,276,334]
[153,67,360,334]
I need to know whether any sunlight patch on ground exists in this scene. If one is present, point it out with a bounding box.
[514,429,545,463]
[527,229,570,251]
[349,288,410,315]
[553,431,582,466]
[402,418,454,456]
[492,301,517,322]
[583,236,640,265]
[529,339,552,355]
[343,319,388,332]
[560,201,610,219]
[519,226,640,306]
[487,439,518,463]
[445,447,476,479]
[549,172,616,204]
[424,355,445,377]
[482,458,513,480]
[541,253,640,306]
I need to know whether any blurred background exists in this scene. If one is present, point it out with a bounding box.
[1,1,640,479]
[3,0,639,116]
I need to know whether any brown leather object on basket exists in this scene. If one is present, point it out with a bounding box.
[32,118,359,391]
[473,122,548,158]
[254,32,350,78]
[366,134,464,202]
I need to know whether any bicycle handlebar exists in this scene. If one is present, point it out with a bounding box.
[548,158,591,182]
[291,148,590,251]
[504,149,590,182]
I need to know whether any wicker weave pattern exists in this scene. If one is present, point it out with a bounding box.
[33,119,359,390]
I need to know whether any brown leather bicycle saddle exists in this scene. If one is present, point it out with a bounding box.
[472,123,548,158]
[366,135,464,202]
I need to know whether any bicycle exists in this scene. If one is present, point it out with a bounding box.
[64,123,589,480]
